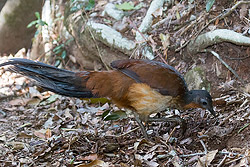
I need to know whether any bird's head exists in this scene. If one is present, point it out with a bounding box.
[183,90,217,117]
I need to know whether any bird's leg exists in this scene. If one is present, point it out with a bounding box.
[133,113,149,140]
[148,115,187,134]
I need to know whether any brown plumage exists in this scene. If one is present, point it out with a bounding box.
[0,58,216,138]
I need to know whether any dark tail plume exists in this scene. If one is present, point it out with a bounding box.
[0,58,93,98]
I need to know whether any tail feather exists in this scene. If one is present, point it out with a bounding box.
[0,58,94,98]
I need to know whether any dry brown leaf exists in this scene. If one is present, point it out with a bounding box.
[239,4,248,20]
[233,149,250,167]
[145,160,159,167]
[28,87,43,99]
[7,142,25,150]
[80,153,98,161]
[45,129,52,139]
[26,98,41,106]
[75,159,109,167]
[34,129,48,139]
[134,139,154,151]
[196,150,218,167]
[96,0,108,10]
[8,98,31,106]
[17,132,33,138]
[152,7,163,18]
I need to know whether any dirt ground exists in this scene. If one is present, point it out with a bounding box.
[0,1,250,167]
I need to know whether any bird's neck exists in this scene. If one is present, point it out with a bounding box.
[181,91,201,109]
[182,91,193,106]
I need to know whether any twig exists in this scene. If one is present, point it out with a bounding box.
[195,1,250,41]
[180,151,243,158]
[238,123,250,134]
[217,155,227,167]
[79,10,109,70]
[177,1,250,52]
[205,49,244,83]
[128,18,148,43]
[0,109,6,117]
[175,14,204,52]
[221,1,250,19]
[166,126,177,143]
[199,140,207,154]
[128,18,168,64]
[224,156,243,165]
[117,127,140,137]
[180,152,205,157]
[225,55,250,60]
[219,112,235,126]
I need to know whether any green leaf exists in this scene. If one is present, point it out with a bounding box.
[34,30,40,37]
[35,12,40,20]
[103,110,127,121]
[206,0,215,12]
[104,114,120,121]
[81,97,110,104]
[115,2,135,11]
[61,50,67,59]
[39,20,48,26]
[40,94,60,105]
[27,20,38,28]
[53,44,64,54]
[85,0,95,11]
[238,123,250,133]
[54,59,61,67]
[102,110,110,119]
[65,38,74,45]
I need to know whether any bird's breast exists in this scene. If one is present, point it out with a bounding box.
[127,83,178,117]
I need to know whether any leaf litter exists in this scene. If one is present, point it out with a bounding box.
[1,0,250,166]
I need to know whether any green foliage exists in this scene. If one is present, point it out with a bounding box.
[85,0,95,11]
[27,12,48,28]
[70,0,95,12]
[40,94,60,105]
[52,38,74,67]
[115,2,143,11]
[102,110,127,121]
[206,0,215,12]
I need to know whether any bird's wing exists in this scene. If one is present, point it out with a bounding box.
[111,59,188,97]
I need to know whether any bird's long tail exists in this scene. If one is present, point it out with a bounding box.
[0,58,93,98]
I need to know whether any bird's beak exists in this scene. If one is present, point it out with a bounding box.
[208,107,217,117]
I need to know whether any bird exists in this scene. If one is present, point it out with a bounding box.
[0,58,216,138]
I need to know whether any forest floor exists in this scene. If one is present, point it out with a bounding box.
[0,0,250,167]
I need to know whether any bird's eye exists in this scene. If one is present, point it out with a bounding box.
[202,101,207,105]
[200,99,208,106]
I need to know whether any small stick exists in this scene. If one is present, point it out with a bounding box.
[0,109,6,117]
[206,50,244,83]
[166,126,177,143]
[180,152,205,157]
[217,155,227,167]
[199,140,207,154]
[218,112,235,126]
[128,18,168,64]
[117,127,140,137]
[176,1,250,52]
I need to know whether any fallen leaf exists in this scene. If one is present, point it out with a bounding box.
[45,129,52,139]
[28,87,42,99]
[26,98,41,106]
[75,159,109,167]
[7,142,25,150]
[8,98,30,106]
[152,7,163,18]
[196,150,218,167]
[34,129,48,139]
[80,154,98,161]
